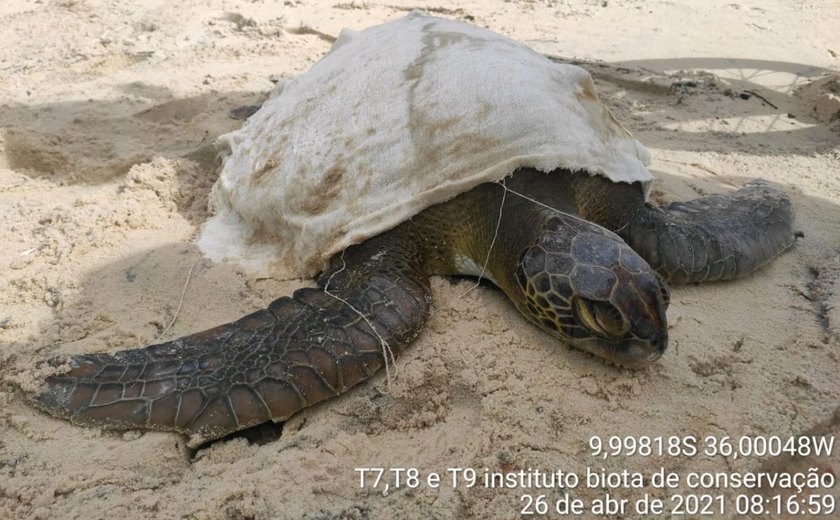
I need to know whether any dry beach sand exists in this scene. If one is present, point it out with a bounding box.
[1,1,839,518]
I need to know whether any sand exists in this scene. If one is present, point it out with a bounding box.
[1,1,838,519]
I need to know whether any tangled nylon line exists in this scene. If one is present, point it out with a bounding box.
[447,178,508,303]
[430,179,593,318]
[500,180,626,235]
[158,258,201,339]
[322,250,399,395]
[163,179,579,395]
[320,177,578,394]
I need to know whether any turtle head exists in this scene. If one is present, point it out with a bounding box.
[513,214,669,369]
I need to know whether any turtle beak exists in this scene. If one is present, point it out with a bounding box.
[574,328,668,369]
[601,270,669,369]
[607,332,668,369]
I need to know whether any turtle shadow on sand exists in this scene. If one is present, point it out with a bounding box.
[0,84,269,225]
[572,57,839,156]
[617,56,833,94]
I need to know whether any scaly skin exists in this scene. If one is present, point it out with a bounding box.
[32,169,794,443]
[570,173,795,283]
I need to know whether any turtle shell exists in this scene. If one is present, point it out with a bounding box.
[198,11,653,278]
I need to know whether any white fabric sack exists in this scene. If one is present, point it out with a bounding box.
[199,11,653,278]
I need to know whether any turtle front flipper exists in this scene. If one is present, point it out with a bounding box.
[33,233,430,444]
[578,177,795,284]
[626,180,795,284]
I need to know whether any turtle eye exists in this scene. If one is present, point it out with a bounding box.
[573,298,627,339]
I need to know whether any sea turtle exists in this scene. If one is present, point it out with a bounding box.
[32,13,794,445]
